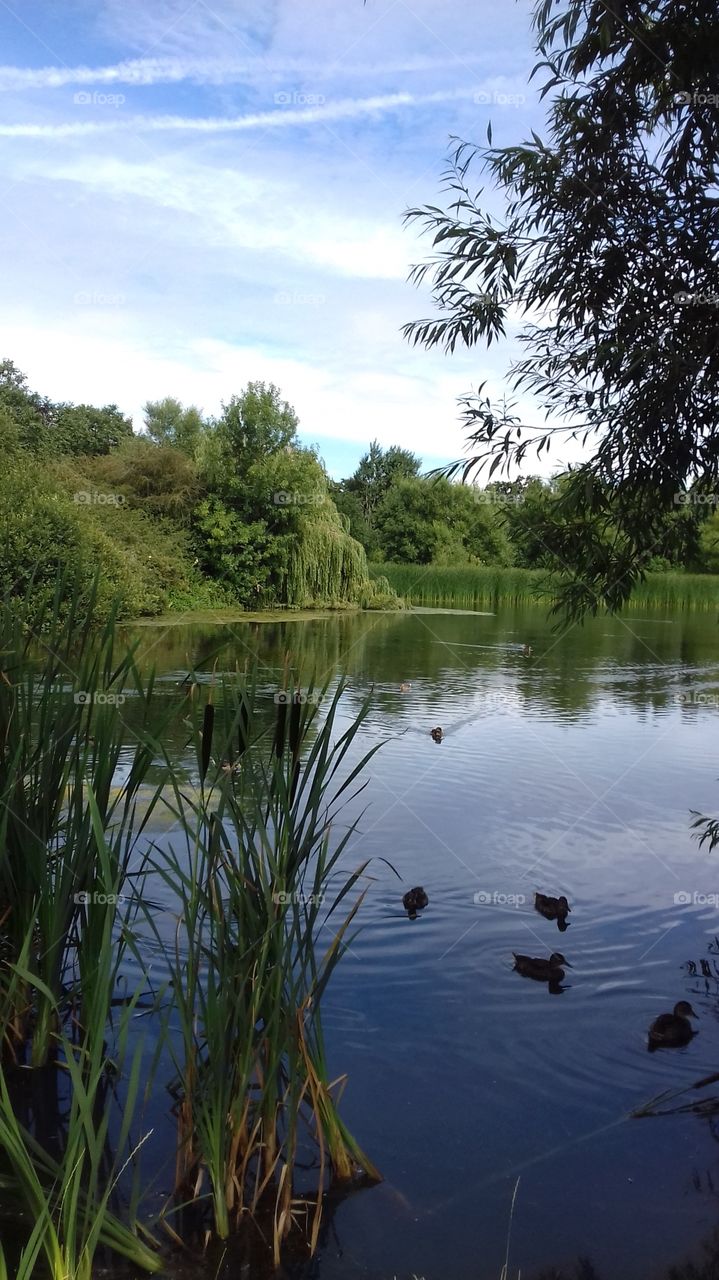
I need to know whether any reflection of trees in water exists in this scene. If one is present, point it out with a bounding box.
[685,937,719,1000]
[120,608,718,738]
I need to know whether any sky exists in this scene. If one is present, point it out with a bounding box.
[0,0,553,479]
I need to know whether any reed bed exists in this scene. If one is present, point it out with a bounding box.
[369,563,719,611]
[0,580,383,1276]
[368,564,551,609]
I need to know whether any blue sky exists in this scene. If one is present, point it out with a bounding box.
[0,0,553,479]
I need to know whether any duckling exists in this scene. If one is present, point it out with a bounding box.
[399,682,412,692]
[403,886,429,919]
[534,892,571,922]
[513,951,571,982]
[430,726,443,743]
[648,1001,698,1050]
[522,644,533,657]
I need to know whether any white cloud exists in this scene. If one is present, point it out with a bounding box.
[0,52,490,92]
[0,85,486,139]
[0,320,473,463]
[26,152,414,281]
[0,0,567,481]
[97,0,276,59]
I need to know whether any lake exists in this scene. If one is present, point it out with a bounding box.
[123,603,719,1280]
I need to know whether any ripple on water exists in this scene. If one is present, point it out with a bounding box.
[114,606,719,1280]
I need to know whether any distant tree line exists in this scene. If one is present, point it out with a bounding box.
[3,357,718,623]
[331,440,719,575]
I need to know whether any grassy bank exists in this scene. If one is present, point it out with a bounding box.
[369,563,719,611]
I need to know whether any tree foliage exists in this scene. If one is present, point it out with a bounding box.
[404,0,719,618]
[144,397,204,457]
[343,440,421,519]
[0,365,382,617]
[53,403,133,456]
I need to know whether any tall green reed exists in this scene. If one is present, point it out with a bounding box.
[370,562,719,611]
[0,796,163,1278]
[0,578,169,1065]
[0,578,385,1272]
[148,670,383,1262]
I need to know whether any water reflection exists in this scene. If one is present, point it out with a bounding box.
[113,605,719,1280]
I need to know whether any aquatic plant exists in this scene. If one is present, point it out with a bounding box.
[0,579,383,1272]
[369,563,719,612]
[0,577,169,1066]
[149,670,383,1262]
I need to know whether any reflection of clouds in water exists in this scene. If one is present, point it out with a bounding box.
[104,605,719,1275]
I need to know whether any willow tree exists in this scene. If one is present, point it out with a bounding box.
[404,0,719,618]
[194,382,377,608]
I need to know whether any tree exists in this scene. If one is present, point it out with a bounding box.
[144,397,204,457]
[53,403,133,456]
[219,382,299,471]
[83,436,201,520]
[374,476,512,565]
[0,358,56,452]
[344,441,422,520]
[192,382,371,607]
[404,0,719,618]
[330,484,382,558]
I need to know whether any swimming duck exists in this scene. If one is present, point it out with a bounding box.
[648,1001,698,1050]
[399,682,412,692]
[403,886,429,919]
[535,892,571,922]
[523,644,533,657]
[513,951,571,982]
[430,726,443,743]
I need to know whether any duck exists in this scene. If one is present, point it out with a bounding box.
[399,682,412,692]
[534,892,571,922]
[648,1001,698,1050]
[522,644,533,657]
[430,726,443,743]
[513,951,571,982]
[403,886,429,919]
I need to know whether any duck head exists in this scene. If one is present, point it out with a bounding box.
[674,1001,698,1019]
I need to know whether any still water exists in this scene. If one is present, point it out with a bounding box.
[124,604,719,1280]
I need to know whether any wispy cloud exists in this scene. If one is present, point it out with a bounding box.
[0,0,545,477]
[0,52,489,92]
[0,85,485,138]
